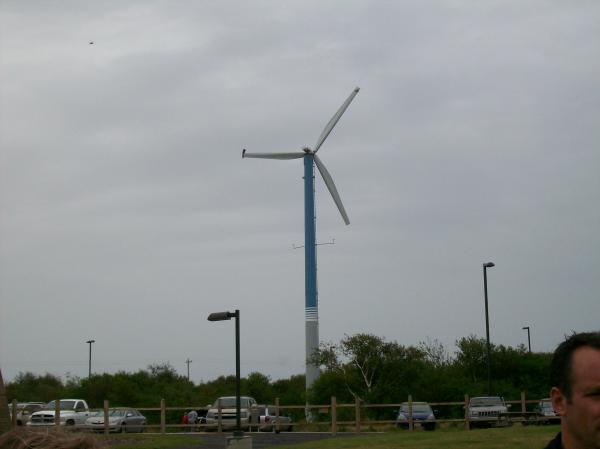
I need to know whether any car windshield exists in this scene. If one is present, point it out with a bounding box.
[214,398,253,408]
[401,403,432,413]
[110,409,130,417]
[44,400,76,410]
[470,397,503,407]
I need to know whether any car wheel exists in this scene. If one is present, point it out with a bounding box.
[120,424,126,433]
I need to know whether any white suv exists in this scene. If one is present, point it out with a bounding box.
[467,396,511,428]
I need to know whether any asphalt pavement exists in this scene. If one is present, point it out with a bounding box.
[179,432,360,449]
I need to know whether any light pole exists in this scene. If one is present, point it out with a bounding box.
[86,339,95,379]
[208,310,242,436]
[522,326,531,353]
[482,262,494,395]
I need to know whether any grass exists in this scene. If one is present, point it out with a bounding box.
[88,425,559,449]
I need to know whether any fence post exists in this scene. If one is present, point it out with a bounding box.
[464,394,470,431]
[275,397,280,434]
[354,397,361,434]
[521,391,526,414]
[55,399,60,427]
[160,399,166,434]
[11,399,17,428]
[104,400,110,434]
[408,395,414,431]
[331,396,337,435]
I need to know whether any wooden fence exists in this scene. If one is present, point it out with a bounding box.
[11,392,547,434]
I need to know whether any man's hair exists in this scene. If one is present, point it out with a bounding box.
[550,331,600,399]
[0,429,101,449]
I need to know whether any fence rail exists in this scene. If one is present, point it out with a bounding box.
[10,392,551,434]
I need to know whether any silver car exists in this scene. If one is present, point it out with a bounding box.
[85,408,147,433]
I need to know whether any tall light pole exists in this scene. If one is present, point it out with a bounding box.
[86,340,95,379]
[522,326,531,353]
[208,310,242,436]
[482,262,494,395]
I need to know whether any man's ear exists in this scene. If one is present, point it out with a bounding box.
[551,386,566,416]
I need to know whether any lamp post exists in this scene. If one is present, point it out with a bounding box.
[208,310,242,435]
[86,339,95,379]
[522,326,531,353]
[482,262,494,395]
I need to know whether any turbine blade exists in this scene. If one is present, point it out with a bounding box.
[314,154,350,225]
[242,149,304,160]
[313,87,360,153]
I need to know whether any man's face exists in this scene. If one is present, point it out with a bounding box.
[552,346,600,449]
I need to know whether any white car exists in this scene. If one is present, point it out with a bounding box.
[11,402,45,426]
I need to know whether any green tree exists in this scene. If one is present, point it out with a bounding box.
[311,333,391,402]
[6,372,65,403]
[244,372,273,403]
[0,369,10,434]
[272,374,305,405]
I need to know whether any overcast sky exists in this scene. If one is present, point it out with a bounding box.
[1,1,599,385]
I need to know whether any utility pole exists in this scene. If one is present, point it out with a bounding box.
[185,359,192,381]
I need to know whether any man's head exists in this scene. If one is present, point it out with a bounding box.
[550,331,600,449]
[550,332,600,400]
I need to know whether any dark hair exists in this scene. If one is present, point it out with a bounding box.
[0,429,102,449]
[550,331,600,399]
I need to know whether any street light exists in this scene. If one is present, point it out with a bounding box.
[522,326,531,353]
[207,310,242,436]
[86,339,95,379]
[482,262,494,395]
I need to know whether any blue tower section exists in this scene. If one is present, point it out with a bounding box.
[303,154,320,390]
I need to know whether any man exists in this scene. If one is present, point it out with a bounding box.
[187,409,198,432]
[545,331,600,449]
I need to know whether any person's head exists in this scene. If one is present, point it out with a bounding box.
[550,331,600,449]
[0,428,102,449]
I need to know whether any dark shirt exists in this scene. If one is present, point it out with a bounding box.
[544,432,563,449]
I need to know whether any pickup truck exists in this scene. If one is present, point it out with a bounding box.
[204,396,257,430]
[27,399,91,427]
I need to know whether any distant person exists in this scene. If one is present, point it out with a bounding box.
[182,411,188,431]
[187,409,198,432]
[0,428,100,449]
[544,331,600,449]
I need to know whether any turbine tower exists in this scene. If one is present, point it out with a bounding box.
[243,87,359,392]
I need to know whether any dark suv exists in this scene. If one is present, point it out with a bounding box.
[396,402,436,431]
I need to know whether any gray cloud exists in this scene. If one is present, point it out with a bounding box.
[1,1,599,383]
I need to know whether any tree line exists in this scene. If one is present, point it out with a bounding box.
[5,334,552,413]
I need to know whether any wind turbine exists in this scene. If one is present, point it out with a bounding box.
[242,87,359,393]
